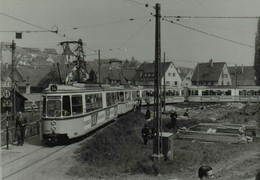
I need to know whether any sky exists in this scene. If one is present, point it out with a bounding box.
[0,0,260,68]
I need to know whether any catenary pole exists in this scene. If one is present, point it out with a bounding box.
[163,52,166,114]
[98,49,101,83]
[153,3,163,160]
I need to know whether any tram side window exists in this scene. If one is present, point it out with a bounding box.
[62,96,71,116]
[42,96,46,117]
[119,92,124,102]
[225,90,231,96]
[126,91,131,100]
[107,92,117,106]
[47,99,61,117]
[85,93,103,113]
[72,95,83,115]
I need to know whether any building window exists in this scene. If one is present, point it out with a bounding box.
[223,74,228,78]
[168,73,171,76]
[173,73,175,77]
[227,82,230,86]
[166,81,170,85]
[186,77,190,80]
[6,81,11,87]
[174,81,178,85]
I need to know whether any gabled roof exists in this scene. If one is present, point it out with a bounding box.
[177,67,194,80]
[133,62,173,81]
[122,69,136,81]
[228,66,255,86]
[191,62,226,82]
[42,48,58,55]
[17,66,52,86]
[1,64,23,83]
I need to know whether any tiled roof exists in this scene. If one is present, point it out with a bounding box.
[17,67,52,86]
[122,69,136,81]
[132,62,172,81]
[191,62,225,82]
[228,66,256,86]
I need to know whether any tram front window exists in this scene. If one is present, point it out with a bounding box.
[47,100,61,117]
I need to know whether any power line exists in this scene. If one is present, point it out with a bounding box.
[120,0,154,15]
[163,18,254,48]
[164,16,260,19]
[176,19,255,35]
[118,19,152,50]
[60,16,150,31]
[0,12,71,40]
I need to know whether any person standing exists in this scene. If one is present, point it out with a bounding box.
[170,111,178,130]
[141,124,150,145]
[16,112,27,146]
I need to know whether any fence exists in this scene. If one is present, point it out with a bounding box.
[1,121,42,146]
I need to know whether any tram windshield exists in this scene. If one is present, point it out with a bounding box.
[46,96,61,117]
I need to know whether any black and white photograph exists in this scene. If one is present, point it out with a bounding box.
[1,0,260,179]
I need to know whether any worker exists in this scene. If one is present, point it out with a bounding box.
[198,166,214,179]
[141,124,150,145]
[183,109,189,117]
[170,111,178,130]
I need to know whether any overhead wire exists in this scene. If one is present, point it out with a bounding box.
[163,18,254,48]
[59,16,151,31]
[118,18,152,50]
[174,19,255,35]
[164,16,260,19]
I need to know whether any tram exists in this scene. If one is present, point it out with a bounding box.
[42,84,134,144]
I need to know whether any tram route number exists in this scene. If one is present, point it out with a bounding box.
[91,113,98,127]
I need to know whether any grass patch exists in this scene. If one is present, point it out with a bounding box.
[68,109,260,179]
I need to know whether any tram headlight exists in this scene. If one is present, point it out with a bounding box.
[51,120,56,125]
[51,126,56,132]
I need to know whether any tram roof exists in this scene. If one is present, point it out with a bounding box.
[43,83,140,94]
[188,85,260,90]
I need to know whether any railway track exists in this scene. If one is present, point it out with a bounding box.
[2,145,67,180]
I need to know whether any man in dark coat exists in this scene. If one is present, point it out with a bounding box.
[141,124,150,145]
[170,111,177,130]
[16,112,27,146]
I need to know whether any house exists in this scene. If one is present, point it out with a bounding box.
[191,59,232,86]
[17,66,52,94]
[122,69,137,84]
[228,66,256,86]
[181,70,194,87]
[133,62,182,87]
[1,63,24,88]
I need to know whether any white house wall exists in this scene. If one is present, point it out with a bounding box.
[218,64,232,86]
[162,63,182,87]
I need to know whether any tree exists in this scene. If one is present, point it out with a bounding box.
[38,64,61,91]
[122,59,130,69]
[87,69,97,83]
[254,18,260,85]
[129,57,139,69]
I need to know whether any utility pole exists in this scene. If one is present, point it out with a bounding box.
[153,3,163,161]
[98,49,101,83]
[163,52,166,114]
[235,64,237,88]
[11,40,16,123]
[7,40,16,149]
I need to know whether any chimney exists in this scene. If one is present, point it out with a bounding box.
[209,59,213,67]
[5,63,9,70]
[26,76,31,94]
